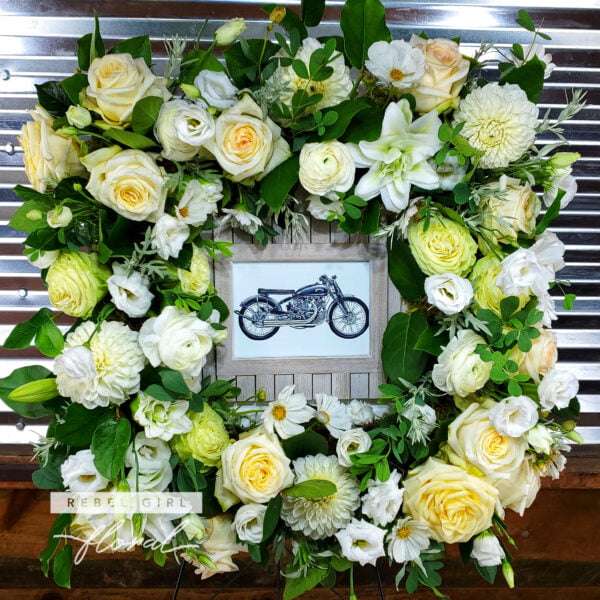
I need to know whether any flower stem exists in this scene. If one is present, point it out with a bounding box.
[350,69,365,99]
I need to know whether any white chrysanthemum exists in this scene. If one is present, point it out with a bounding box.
[362,470,404,526]
[365,40,425,89]
[55,321,145,409]
[281,454,360,539]
[277,38,352,113]
[262,385,315,439]
[453,83,538,169]
[220,208,262,234]
[386,516,431,565]
[314,393,352,438]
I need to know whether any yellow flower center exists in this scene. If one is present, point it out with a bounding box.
[319,410,331,425]
[389,68,404,82]
[397,526,411,539]
[179,206,189,218]
[353,539,369,548]
[272,404,287,422]
[475,119,505,148]
[231,125,258,158]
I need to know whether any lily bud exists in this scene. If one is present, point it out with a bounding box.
[562,419,577,432]
[55,126,80,137]
[180,83,201,99]
[8,378,58,403]
[502,560,515,588]
[26,209,43,221]
[566,429,584,444]
[269,6,286,24]
[256,389,267,402]
[214,18,246,46]
[549,152,580,169]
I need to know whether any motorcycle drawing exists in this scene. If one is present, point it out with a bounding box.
[235,275,369,341]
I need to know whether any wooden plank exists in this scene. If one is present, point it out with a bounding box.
[350,373,369,399]
[293,373,313,399]
[369,371,385,398]
[235,375,256,401]
[312,373,332,395]
[255,374,274,402]
[310,217,330,243]
[331,372,350,399]
[274,374,293,397]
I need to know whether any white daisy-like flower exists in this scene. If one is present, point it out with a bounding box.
[362,470,404,526]
[453,83,538,169]
[314,393,352,439]
[365,40,425,89]
[176,179,223,227]
[54,321,145,409]
[220,208,262,234]
[277,38,353,113]
[335,518,386,566]
[262,385,315,439]
[281,454,360,539]
[386,516,431,565]
[132,392,193,442]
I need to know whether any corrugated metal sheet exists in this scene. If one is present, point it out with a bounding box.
[0,0,598,447]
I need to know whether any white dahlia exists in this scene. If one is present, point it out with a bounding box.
[453,83,538,169]
[281,454,360,540]
[55,321,145,409]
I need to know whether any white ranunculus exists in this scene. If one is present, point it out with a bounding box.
[536,290,558,328]
[138,306,214,379]
[132,392,192,442]
[335,518,386,567]
[527,424,554,455]
[107,264,154,318]
[496,249,551,297]
[365,39,425,88]
[54,346,97,393]
[299,141,355,199]
[488,396,539,438]
[432,330,492,397]
[47,206,72,229]
[531,230,565,276]
[537,368,579,411]
[348,399,376,426]
[307,195,344,220]
[234,503,267,544]
[471,532,505,567]
[61,449,109,492]
[151,214,190,260]
[176,179,223,226]
[361,470,404,526]
[425,273,473,315]
[194,71,239,110]
[154,99,215,161]
[336,428,372,468]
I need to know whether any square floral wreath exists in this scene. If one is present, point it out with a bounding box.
[1,1,584,596]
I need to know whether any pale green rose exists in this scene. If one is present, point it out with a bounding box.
[46,251,110,318]
[178,246,211,296]
[171,404,230,468]
[408,216,477,277]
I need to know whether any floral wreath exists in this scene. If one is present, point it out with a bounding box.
[1,1,584,597]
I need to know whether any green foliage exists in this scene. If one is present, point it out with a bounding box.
[108,35,152,66]
[60,73,89,105]
[91,417,132,480]
[262,495,282,541]
[260,155,299,212]
[224,39,278,88]
[35,82,72,118]
[387,240,426,301]
[262,5,307,40]
[536,189,564,234]
[179,48,225,84]
[301,0,326,27]
[0,365,55,419]
[499,56,546,103]
[40,513,73,577]
[283,564,330,600]
[282,429,329,459]
[4,308,63,356]
[104,128,157,149]
[77,13,105,71]
[131,96,164,135]
[53,544,73,589]
[54,404,113,447]
[284,479,337,498]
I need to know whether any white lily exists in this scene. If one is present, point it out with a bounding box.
[352,99,442,212]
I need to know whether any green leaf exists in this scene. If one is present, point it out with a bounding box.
[91,418,132,480]
[77,13,105,71]
[35,82,72,118]
[340,0,391,69]
[32,462,64,490]
[0,365,55,419]
[53,544,73,589]
[415,324,447,356]
[563,293,576,310]
[109,35,152,66]
[516,9,536,32]
[224,39,278,88]
[260,155,299,212]
[387,240,426,302]
[382,312,429,385]
[500,55,545,103]
[301,0,326,27]
[361,199,380,234]
[4,308,53,350]
[500,296,520,321]
[54,404,113,447]
[317,97,372,141]
[262,495,282,541]
[342,100,383,143]
[508,379,522,396]
[60,73,89,105]
[104,128,157,149]
[131,96,164,135]
[179,48,225,85]
[145,384,176,402]
[40,514,73,576]
[453,182,471,205]
[536,190,564,234]
[284,564,329,600]
[475,562,498,584]
[292,59,309,79]
[282,429,329,459]
[8,196,54,234]
[284,479,337,498]
[35,319,65,358]
[160,370,190,395]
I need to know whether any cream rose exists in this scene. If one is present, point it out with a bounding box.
[494,456,541,515]
[85,147,167,222]
[18,106,86,193]
[408,36,470,113]
[178,246,211,296]
[221,428,293,503]
[299,141,355,199]
[511,328,557,382]
[84,53,171,126]
[203,95,291,182]
[403,457,500,544]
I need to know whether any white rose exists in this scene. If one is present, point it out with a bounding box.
[194,71,239,110]
[47,206,73,229]
[61,449,109,492]
[335,519,386,567]
[86,148,167,223]
[154,99,215,161]
[203,95,291,181]
[488,396,539,437]
[538,368,579,411]
[348,399,376,426]
[471,532,505,567]
[425,273,473,315]
[336,428,372,468]
[496,249,551,297]
[234,503,267,544]
[299,141,355,199]
[307,195,344,220]
[176,179,223,226]
[511,328,557,383]
[494,456,541,515]
[107,264,154,318]
[361,470,404,526]
[432,330,492,397]
[214,18,246,46]
[138,306,214,378]
[527,424,553,455]
[66,105,92,129]
[151,214,190,260]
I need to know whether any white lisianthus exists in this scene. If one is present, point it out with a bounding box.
[132,392,192,442]
[432,330,492,397]
[28,248,60,270]
[139,306,214,379]
[335,519,386,567]
[531,230,566,276]
[144,514,178,545]
[61,449,109,492]
[496,249,551,297]
[220,208,262,234]
[527,424,554,455]
[538,368,579,411]
[453,83,538,169]
[348,399,375,426]
[299,141,355,199]
[387,517,431,564]
[536,290,558,328]
[154,99,215,161]
[433,153,467,191]
[471,531,505,567]
[425,273,473,315]
[314,393,352,438]
[181,514,206,542]
[544,172,577,209]
[365,40,425,88]
[176,179,223,226]
[361,470,404,526]
[55,321,145,409]
[262,385,315,440]
[125,433,172,471]
[510,43,555,79]
[351,99,442,212]
[151,215,190,260]
[307,195,344,221]
[194,71,239,110]
[214,18,246,46]
[336,428,372,468]
[47,206,72,229]
[488,396,539,437]
[107,264,154,318]
[234,504,267,544]
[127,460,173,492]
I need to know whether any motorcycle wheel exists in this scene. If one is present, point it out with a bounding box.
[238,297,280,340]
[328,297,369,339]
